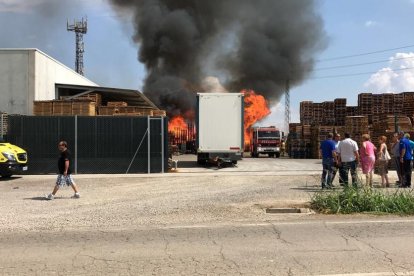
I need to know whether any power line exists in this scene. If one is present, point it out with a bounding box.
[316,44,414,63]
[311,66,414,80]
[314,55,414,71]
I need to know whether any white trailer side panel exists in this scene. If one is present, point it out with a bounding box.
[198,93,243,152]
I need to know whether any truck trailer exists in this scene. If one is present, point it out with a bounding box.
[196,93,244,165]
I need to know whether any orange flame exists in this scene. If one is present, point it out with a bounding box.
[242,89,271,146]
[168,116,188,135]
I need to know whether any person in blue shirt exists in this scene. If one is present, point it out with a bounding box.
[399,133,413,188]
[320,133,337,189]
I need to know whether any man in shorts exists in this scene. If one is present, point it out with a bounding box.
[46,141,80,200]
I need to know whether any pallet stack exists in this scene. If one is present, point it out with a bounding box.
[382,93,394,114]
[98,106,154,116]
[34,100,97,116]
[346,106,358,117]
[403,92,414,117]
[394,94,404,115]
[334,98,347,126]
[313,103,324,125]
[34,93,166,117]
[33,101,53,115]
[358,93,372,116]
[344,116,369,145]
[322,101,335,125]
[371,94,383,124]
[293,92,414,159]
[300,101,314,125]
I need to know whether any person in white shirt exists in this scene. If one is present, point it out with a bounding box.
[337,132,360,187]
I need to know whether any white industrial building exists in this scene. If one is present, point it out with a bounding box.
[0,49,98,115]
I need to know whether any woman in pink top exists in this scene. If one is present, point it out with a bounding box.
[359,134,376,187]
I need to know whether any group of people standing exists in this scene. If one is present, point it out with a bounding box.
[320,131,413,189]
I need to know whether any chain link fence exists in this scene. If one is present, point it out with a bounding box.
[6,115,168,174]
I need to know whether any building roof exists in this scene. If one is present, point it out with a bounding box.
[55,83,159,109]
[0,48,98,86]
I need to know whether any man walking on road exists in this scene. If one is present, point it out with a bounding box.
[46,141,80,200]
[320,133,337,189]
[337,132,359,187]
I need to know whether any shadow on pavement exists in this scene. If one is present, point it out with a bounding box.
[0,176,23,181]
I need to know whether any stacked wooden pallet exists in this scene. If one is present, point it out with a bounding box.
[98,106,154,116]
[403,92,414,116]
[334,98,347,126]
[71,101,97,116]
[346,106,358,117]
[313,103,324,125]
[382,93,394,114]
[302,125,312,140]
[300,101,314,125]
[107,101,127,107]
[34,92,167,117]
[34,100,96,116]
[358,93,372,116]
[345,116,369,145]
[310,125,336,159]
[33,101,53,115]
[394,94,404,115]
[322,101,335,125]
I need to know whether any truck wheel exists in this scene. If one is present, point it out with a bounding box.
[276,153,280,158]
[269,153,274,158]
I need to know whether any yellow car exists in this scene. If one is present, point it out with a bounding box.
[0,142,28,177]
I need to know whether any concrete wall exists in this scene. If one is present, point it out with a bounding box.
[0,49,98,115]
[0,50,30,114]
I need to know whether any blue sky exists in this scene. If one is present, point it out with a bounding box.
[1,0,414,131]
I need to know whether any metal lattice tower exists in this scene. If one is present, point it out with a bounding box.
[284,80,291,133]
[67,17,87,75]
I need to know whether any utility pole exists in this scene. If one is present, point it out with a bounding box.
[285,79,291,133]
[67,17,87,75]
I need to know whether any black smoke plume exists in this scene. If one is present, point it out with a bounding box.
[110,0,327,117]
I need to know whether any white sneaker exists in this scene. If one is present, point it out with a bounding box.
[72,193,80,199]
[45,193,54,200]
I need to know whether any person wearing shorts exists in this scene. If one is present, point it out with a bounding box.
[46,141,80,200]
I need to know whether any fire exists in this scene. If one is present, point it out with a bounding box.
[242,89,271,146]
[168,116,188,135]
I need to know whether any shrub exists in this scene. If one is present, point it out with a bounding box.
[310,187,414,215]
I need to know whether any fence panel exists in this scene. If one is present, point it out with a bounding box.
[7,115,168,174]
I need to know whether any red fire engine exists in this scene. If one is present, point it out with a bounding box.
[250,126,283,158]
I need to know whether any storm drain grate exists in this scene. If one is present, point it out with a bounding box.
[265,208,311,214]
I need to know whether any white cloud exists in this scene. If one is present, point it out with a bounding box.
[0,0,46,13]
[364,52,414,93]
[365,20,379,27]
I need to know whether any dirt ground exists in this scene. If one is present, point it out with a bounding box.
[0,156,400,233]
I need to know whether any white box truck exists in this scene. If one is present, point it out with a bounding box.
[196,93,244,165]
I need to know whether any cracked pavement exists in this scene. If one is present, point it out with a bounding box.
[1,156,414,275]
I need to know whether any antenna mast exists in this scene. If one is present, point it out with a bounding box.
[67,17,87,75]
[284,79,291,133]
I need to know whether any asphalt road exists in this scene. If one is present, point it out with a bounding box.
[0,155,411,275]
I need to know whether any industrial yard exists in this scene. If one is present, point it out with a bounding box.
[1,157,413,275]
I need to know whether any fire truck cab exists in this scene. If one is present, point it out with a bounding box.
[250,126,283,158]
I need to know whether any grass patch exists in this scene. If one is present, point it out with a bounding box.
[310,187,414,215]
